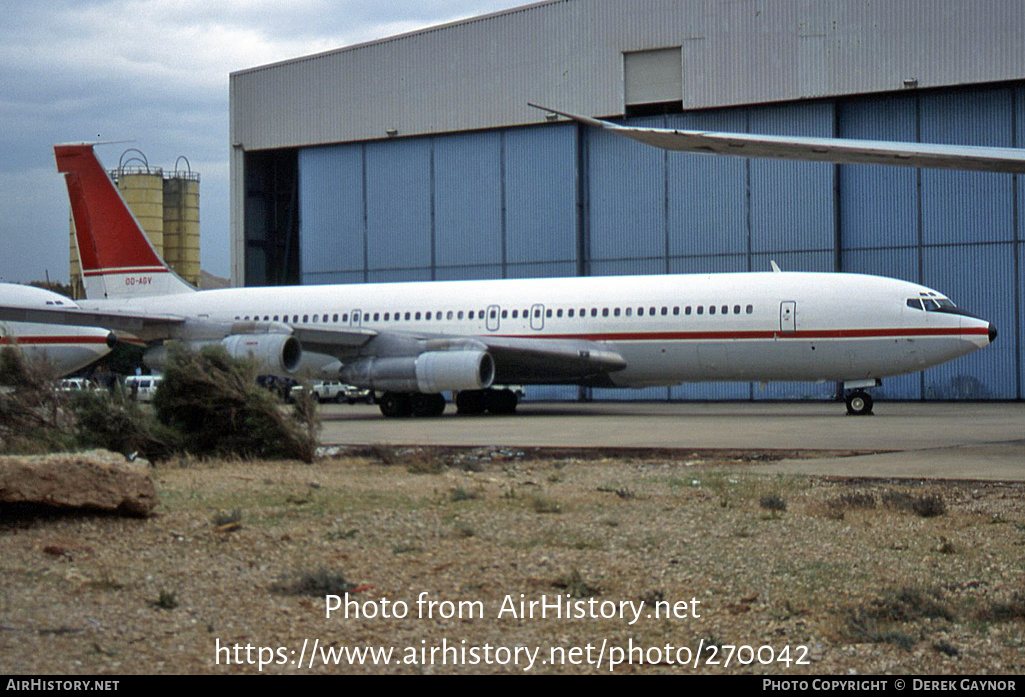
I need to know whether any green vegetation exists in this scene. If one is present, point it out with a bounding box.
[0,343,319,462]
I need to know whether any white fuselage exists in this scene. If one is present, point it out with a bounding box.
[0,284,113,376]
[76,271,992,388]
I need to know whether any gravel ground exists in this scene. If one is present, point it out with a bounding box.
[1,449,1023,675]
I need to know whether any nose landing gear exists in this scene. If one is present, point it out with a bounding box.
[844,389,874,416]
[841,379,880,416]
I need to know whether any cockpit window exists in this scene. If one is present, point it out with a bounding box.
[906,299,923,310]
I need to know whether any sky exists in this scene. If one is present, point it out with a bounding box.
[0,0,531,284]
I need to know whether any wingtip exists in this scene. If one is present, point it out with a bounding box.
[527,103,610,129]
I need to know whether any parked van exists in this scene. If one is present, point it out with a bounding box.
[124,375,163,402]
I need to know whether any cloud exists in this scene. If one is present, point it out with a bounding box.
[0,0,526,283]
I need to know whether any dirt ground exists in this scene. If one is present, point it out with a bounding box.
[1,448,1023,675]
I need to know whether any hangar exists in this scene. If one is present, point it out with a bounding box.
[228,0,1025,403]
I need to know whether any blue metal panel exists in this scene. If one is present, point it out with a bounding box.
[434,265,503,281]
[842,248,918,284]
[365,138,432,270]
[670,383,750,401]
[588,116,666,261]
[750,251,833,273]
[1018,88,1025,248]
[433,132,503,267]
[524,385,578,401]
[748,103,836,254]
[302,270,365,285]
[298,145,365,278]
[666,110,749,257]
[921,244,1016,399]
[591,387,670,402]
[591,258,665,277]
[504,124,577,264]
[504,261,577,279]
[367,267,433,283]
[668,254,748,275]
[920,90,1015,245]
[1019,242,1025,401]
[837,96,918,250]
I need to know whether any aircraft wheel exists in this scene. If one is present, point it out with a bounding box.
[455,390,487,415]
[412,393,446,417]
[845,390,874,416]
[379,392,413,418]
[485,388,518,415]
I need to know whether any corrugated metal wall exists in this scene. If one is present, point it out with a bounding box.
[231,0,1025,151]
[296,82,1023,402]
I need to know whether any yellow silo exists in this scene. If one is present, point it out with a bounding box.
[163,157,201,286]
[116,171,164,254]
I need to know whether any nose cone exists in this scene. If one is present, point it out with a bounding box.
[989,323,998,344]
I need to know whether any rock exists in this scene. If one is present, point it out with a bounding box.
[0,450,157,516]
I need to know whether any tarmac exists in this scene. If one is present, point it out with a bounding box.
[317,401,1025,482]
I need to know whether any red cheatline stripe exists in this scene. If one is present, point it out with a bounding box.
[498,327,989,342]
[1,336,110,345]
[83,267,169,277]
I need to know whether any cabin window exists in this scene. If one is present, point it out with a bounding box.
[502,310,508,319]
[602,308,609,317]
[342,314,349,323]
[302,314,309,323]
[733,305,740,315]
[697,306,704,315]
[685,306,692,315]
[568,309,575,318]
[591,308,598,317]
[614,308,621,317]
[673,307,680,316]
[746,305,753,314]
[458,311,464,320]
[661,307,668,316]
[512,310,518,318]
[546,309,552,318]
[557,309,563,318]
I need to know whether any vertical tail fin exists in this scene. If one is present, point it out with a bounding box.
[54,144,195,300]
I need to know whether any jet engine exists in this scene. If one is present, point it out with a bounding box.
[145,334,302,375]
[340,350,495,393]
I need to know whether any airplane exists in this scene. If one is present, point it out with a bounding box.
[0,282,115,376]
[0,121,1010,417]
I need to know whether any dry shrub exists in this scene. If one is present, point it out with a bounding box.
[153,343,318,463]
[0,346,76,453]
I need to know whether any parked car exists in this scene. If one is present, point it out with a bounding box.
[124,375,163,402]
[58,377,100,392]
[291,380,374,404]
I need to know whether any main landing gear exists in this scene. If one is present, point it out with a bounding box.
[842,379,880,416]
[376,388,520,418]
[377,392,446,418]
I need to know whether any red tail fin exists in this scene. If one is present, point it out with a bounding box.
[55,144,193,299]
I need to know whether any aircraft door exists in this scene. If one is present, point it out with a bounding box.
[351,310,362,327]
[779,301,797,333]
[530,304,545,331]
[486,305,501,332]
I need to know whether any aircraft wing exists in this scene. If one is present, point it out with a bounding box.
[0,304,185,342]
[475,335,626,384]
[529,104,1025,174]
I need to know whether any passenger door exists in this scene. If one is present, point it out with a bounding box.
[779,301,797,333]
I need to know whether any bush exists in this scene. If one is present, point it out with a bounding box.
[153,343,318,462]
[72,391,180,461]
[0,346,76,453]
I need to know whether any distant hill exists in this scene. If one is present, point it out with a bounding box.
[198,270,230,290]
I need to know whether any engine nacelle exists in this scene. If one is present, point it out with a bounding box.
[340,350,495,393]
[145,334,302,375]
